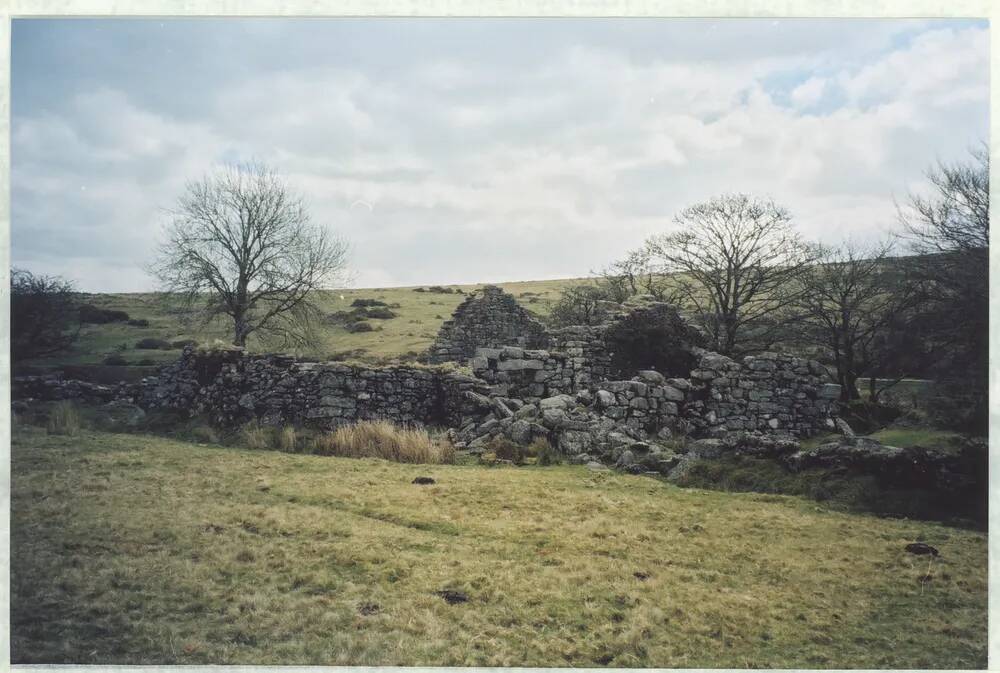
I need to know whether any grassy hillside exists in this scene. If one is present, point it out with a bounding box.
[11,426,986,667]
[25,277,588,370]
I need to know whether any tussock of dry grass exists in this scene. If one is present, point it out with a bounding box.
[277,426,298,453]
[46,401,82,436]
[311,420,455,464]
[239,420,272,450]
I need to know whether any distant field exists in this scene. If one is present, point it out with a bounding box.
[10,426,987,667]
[23,277,590,370]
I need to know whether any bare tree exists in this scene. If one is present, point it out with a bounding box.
[151,162,349,348]
[900,142,989,255]
[896,142,989,430]
[596,248,676,303]
[644,193,814,356]
[11,268,81,361]
[793,240,917,402]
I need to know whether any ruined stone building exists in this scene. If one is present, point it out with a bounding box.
[426,286,549,363]
[13,284,840,474]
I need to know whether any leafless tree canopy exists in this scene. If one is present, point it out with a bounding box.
[644,193,814,356]
[596,248,674,303]
[895,142,988,427]
[793,240,916,402]
[899,142,989,255]
[151,162,349,348]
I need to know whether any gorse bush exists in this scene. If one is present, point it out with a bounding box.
[345,322,374,333]
[310,421,454,464]
[136,338,173,350]
[485,436,525,464]
[47,401,82,436]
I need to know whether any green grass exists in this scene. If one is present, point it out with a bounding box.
[801,427,965,452]
[869,427,965,451]
[11,426,986,666]
[25,278,588,369]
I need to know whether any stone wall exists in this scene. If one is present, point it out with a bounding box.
[426,285,549,364]
[138,347,492,430]
[468,342,838,439]
[470,345,589,399]
[12,375,125,405]
[683,351,840,437]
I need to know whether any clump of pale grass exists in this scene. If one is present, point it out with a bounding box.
[277,426,298,452]
[311,420,454,464]
[47,401,82,436]
[240,420,273,450]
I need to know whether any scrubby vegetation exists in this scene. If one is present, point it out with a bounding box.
[672,453,985,528]
[10,426,986,666]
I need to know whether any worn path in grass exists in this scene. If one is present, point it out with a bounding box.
[11,427,987,667]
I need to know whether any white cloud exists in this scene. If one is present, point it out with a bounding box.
[790,77,826,108]
[11,20,989,291]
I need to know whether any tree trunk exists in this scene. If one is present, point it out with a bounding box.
[233,313,250,347]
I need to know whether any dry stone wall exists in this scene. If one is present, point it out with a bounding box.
[137,347,492,430]
[426,285,550,364]
[683,350,840,437]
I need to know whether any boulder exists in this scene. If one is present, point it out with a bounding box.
[595,390,616,408]
[835,417,855,439]
[637,370,665,384]
[539,394,574,411]
[559,429,592,454]
[508,419,533,444]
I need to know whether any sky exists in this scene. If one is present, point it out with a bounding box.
[10,17,990,292]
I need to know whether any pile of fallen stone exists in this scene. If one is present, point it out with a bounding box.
[452,369,698,476]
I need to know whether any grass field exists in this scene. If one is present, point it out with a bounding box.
[26,278,587,370]
[10,425,987,667]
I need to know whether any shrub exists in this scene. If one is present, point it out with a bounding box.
[364,307,397,320]
[103,354,128,366]
[486,436,525,464]
[11,268,81,360]
[136,358,156,366]
[47,401,81,436]
[412,287,427,292]
[136,338,173,350]
[310,421,454,464]
[240,420,273,450]
[277,426,298,452]
[351,298,387,308]
[345,322,374,333]
[79,304,130,324]
[127,318,150,327]
[427,285,455,294]
[171,339,197,349]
